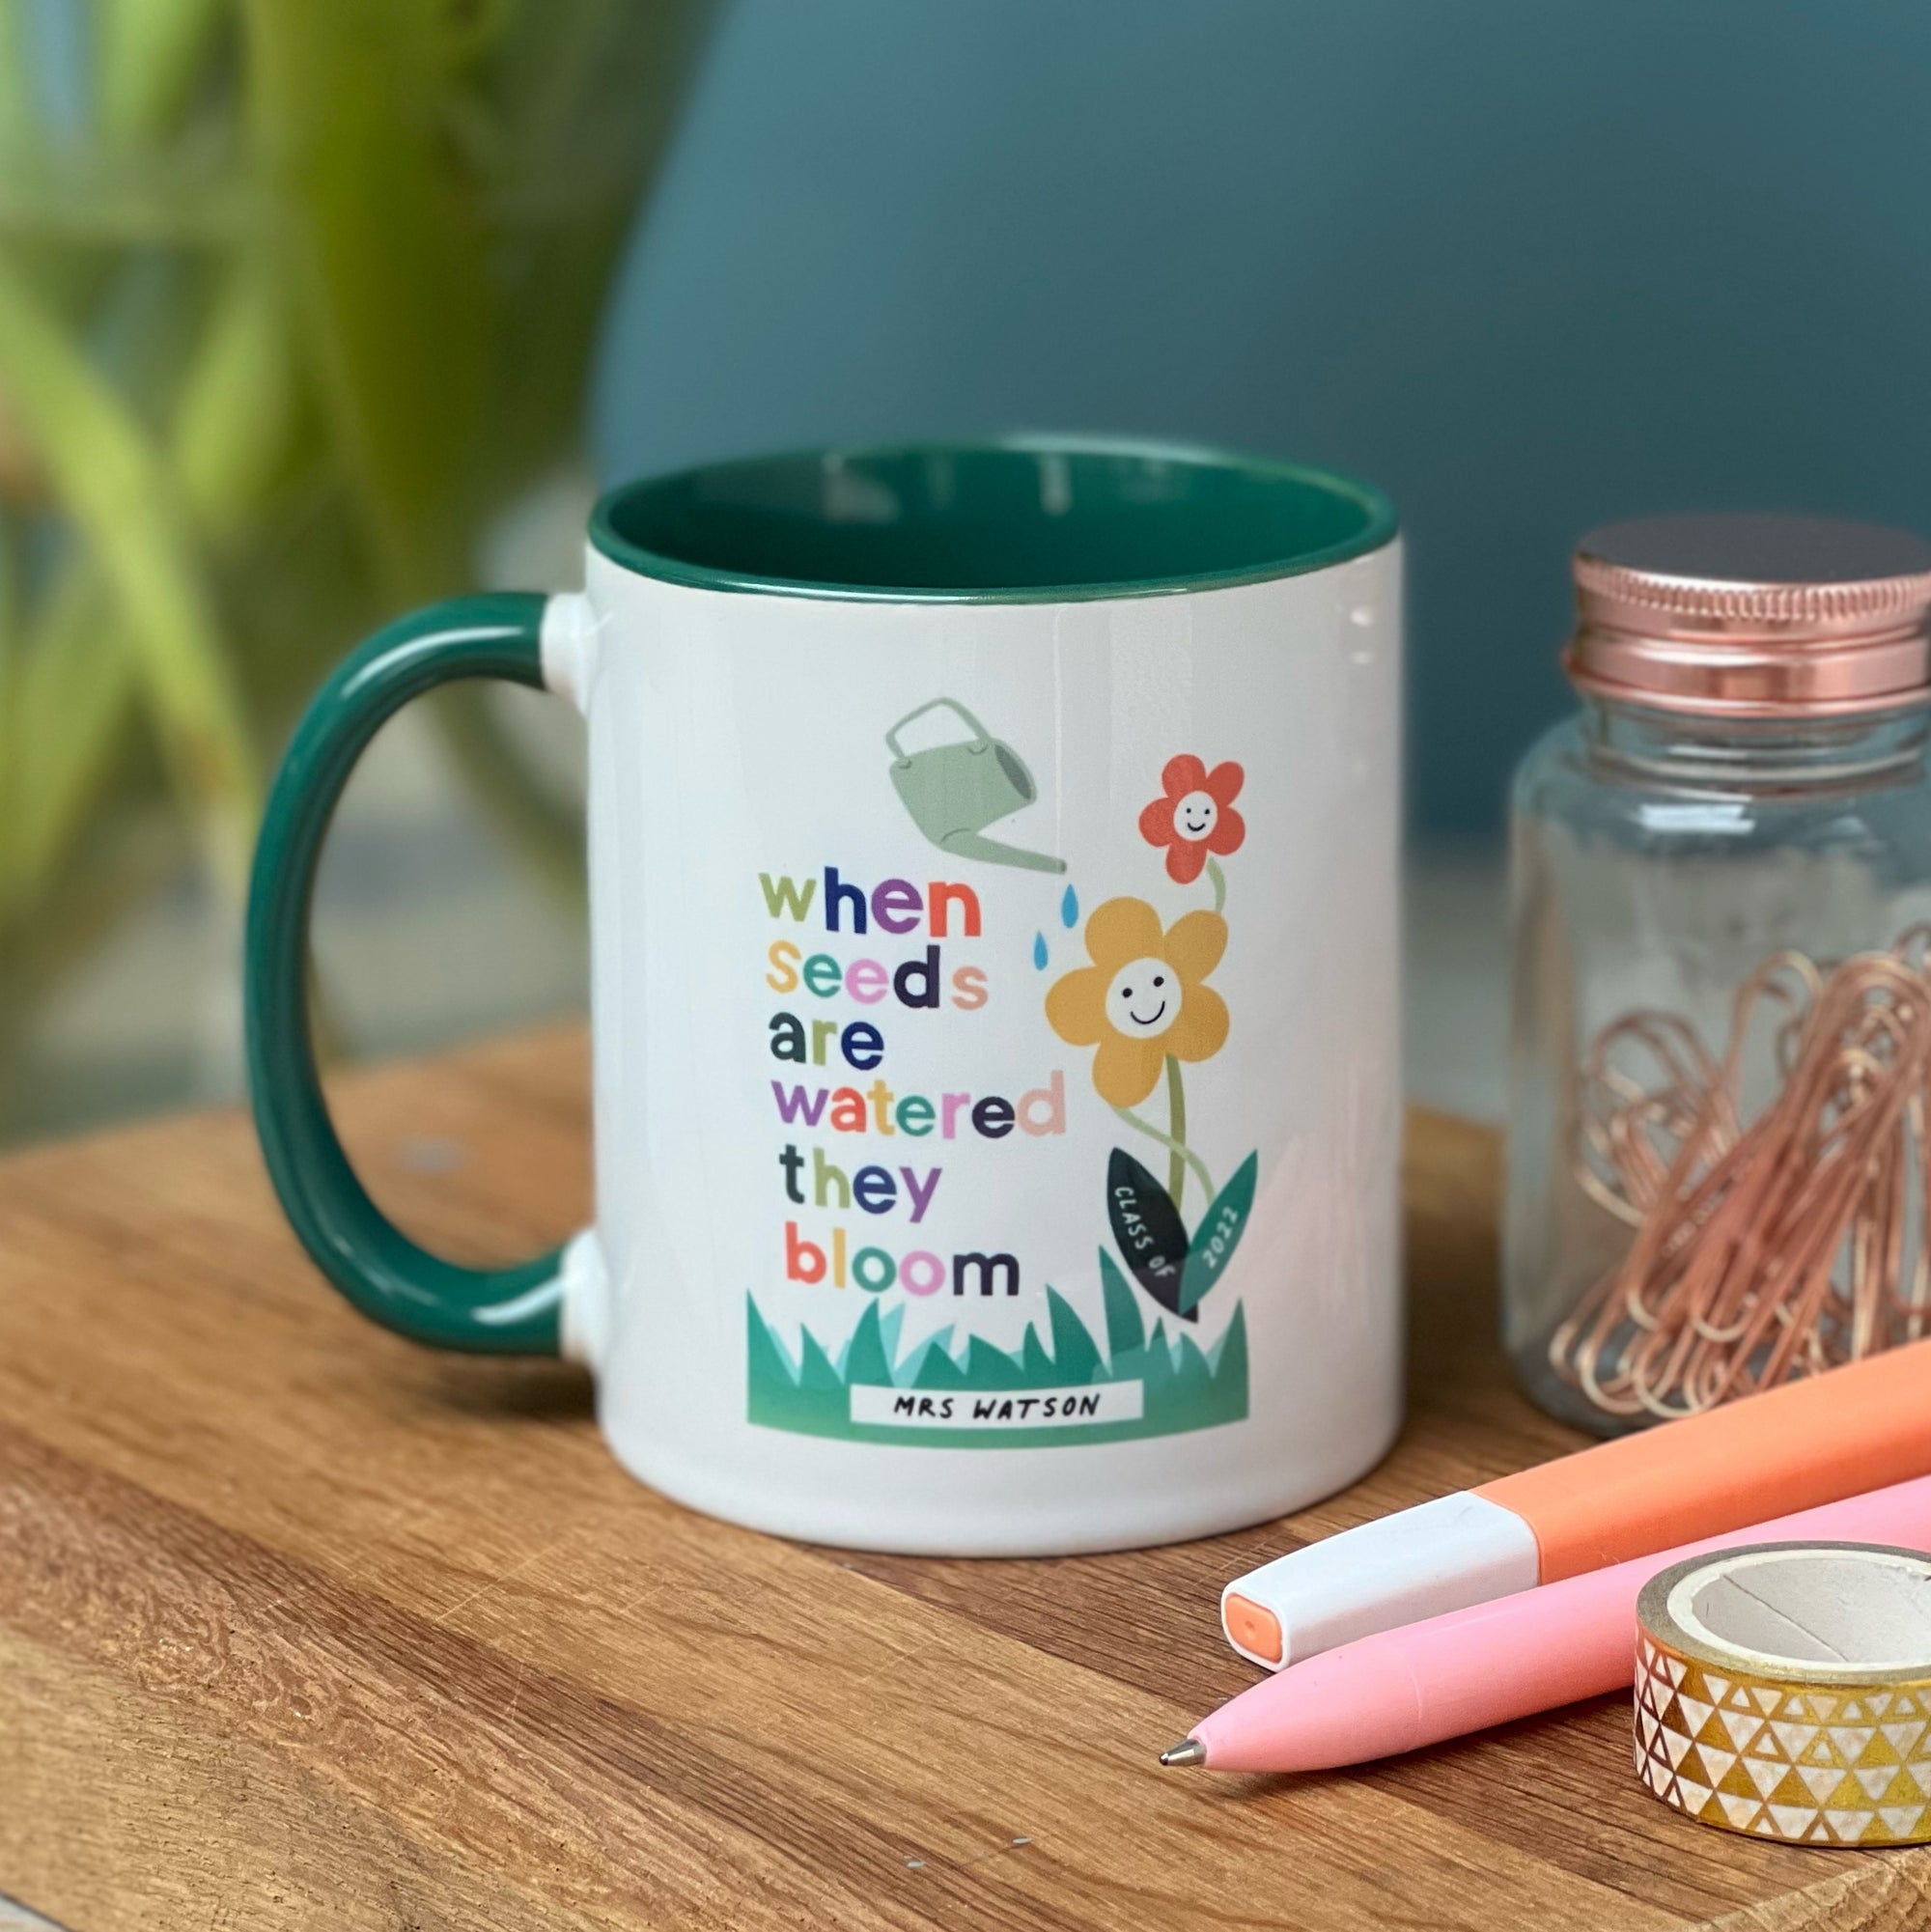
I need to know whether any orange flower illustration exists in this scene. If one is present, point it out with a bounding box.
[1046,897,1230,1107]
[1138,754,1245,883]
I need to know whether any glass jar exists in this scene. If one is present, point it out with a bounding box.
[1504,515,1931,1434]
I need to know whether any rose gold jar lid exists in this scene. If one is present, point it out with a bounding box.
[1567,514,1931,718]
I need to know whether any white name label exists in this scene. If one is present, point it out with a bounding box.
[848,1382,1144,1430]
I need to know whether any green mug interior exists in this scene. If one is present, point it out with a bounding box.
[591,438,1395,602]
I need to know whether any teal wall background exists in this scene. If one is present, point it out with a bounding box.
[593,2,1931,837]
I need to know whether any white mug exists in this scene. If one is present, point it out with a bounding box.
[246,438,1404,1555]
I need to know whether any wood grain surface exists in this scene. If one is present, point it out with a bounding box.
[0,1022,1924,1931]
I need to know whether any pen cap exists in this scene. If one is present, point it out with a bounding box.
[1220,1492,1540,1669]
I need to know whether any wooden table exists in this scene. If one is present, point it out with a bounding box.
[0,1026,1923,1931]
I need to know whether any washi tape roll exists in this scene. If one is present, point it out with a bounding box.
[1635,1541,1931,1845]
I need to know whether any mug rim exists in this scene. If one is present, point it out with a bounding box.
[588,434,1398,604]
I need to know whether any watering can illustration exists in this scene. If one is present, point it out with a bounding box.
[885,698,1066,874]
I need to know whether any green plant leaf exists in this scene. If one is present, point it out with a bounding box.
[0,3,35,160]
[1020,1324,1053,1384]
[1141,1320,1175,1397]
[1045,1286,1101,1386]
[745,1292,798,1392]
[797,1329,843,1394]
[6,255,300,910]
[240,0,495,599]
[1178,1152,1259,1316]
[964,1335,1023,1389]
[1097,1248,1145,1360]
[912,1339,967,1390]
[97,0,227,145]
[842,1301,893,1387]
[8,573,136,905]
[1172,1330,1214,1392]
[1212,1303,1249,1386]
[171,258,302,544]
[0,251,259,895]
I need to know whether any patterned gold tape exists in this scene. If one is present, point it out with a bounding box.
[1635,1542,1931,1847]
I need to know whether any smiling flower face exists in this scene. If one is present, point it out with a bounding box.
[1105,956,1181,1039]
[1139,755,1245,883]
[1046,897,1229,1106]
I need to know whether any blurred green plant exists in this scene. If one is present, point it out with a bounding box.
[0,0,713,1121]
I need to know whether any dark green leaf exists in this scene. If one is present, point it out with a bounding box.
[1106,1147,1192,1320]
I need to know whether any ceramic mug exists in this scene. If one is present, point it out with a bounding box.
[246,438,1403,1555]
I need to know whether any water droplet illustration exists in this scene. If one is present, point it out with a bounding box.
[1060,883,1078,928]
[1033,932,1049,969]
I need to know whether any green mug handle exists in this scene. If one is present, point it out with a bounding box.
[244,592,566,1354]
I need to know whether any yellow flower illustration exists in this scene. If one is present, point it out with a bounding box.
[1046,897,1229,1106]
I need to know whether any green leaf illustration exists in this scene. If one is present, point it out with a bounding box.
[798,1329,844,1392]
[1106,1147,1192,1320]
[1098,1248,1146,1359]
[842,1302,893,1386]
[965,1335,1024,1388]
[912,1340,968,1389]
[745,1293,797,1388]
[1178,1151,1259,1316]
[1213,1303,1249,1388]
[1020,1324,1055,1383]
[1047,1286,1102,1385]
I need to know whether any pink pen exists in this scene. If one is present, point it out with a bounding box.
[1162,1473,1931,1774]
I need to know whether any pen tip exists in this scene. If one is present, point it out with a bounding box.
[1159,1738,1207,1769]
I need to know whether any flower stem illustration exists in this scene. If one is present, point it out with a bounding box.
[1166,1053,1188,1204]
[1112,1061,1216,1209]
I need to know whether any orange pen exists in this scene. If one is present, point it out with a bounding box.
[1221,1335,1931,1670]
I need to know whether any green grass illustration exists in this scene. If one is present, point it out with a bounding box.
[747,1259,1247,1448]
